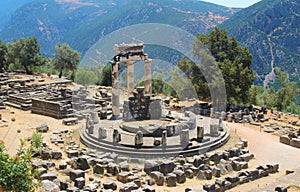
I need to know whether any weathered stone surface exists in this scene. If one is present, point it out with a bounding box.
[290,138,300,148]
[66,187,80,192]
[117,172,130,183]
[59,180,69,190]
[76,157,90,171]
[93,164,105,175]
[51,150,62,160]
[225,164,233,172]
[36,124,49,132]
[66,150,79,158]
[159,160,175,175]
[197,170,205,180]
[69,169,85,182]
[107,162,119,175]
[40,172,57,181]
[217,164,227,175]
[150,171,164,186]
[119,161,130,171]
[240,153,254,162]
[185,169,194,179]
[144,160,159,174]
[203,183,215,192]
[225,175,240,183]
[74,177,85,189]
[275,186,288,192]
[141,184,156,192]
[279,135,290,145]
[41,148,52,160]
[215,178,226,186]
[211,166,221,177]
[42,180,60,192]
[83,182,99,192]
[232,161,243,171]
[59,162,68,170]
[174,170,186,184]
[166,173,177,187]
[119,182,139,192]
[103,181,117,190]
[146,177,155,186]
[204,170,212,180]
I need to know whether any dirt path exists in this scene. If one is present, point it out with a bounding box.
[227,123,300,192]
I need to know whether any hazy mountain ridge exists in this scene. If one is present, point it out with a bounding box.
[221,0,300,86]
[0,0,238,57]
[0,0,34,31]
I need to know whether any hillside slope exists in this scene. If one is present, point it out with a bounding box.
[0,0,238,57]
[221,0,300,86]
[0,0,34,30]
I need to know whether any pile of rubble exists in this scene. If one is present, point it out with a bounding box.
[31,127,281,192]
[123,87,161,121]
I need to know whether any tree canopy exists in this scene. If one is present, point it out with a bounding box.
[249,68,300,113]
[75,68,98,87]
[5,37,45,74]
[0,40,7,71]
[194,27,255,104]
[52,43,80,80]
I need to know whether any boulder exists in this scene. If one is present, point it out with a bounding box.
[239,153,254,162]
[159,160,175,175]
[174,170,186,183]
[119,182,139,192]
[166,173,177,187]
[144,160,159,174]
[66,187,80,192]
[225,175,240,183]
[93,164,105,175]
[119,161,130,171]
[76,157,90,171]
[103,181,117,190]
[203,183,215,192]
[59,162,68,170]
[74,177,85,189]
[117,172,130,183]
[280,135,290,145]
[41,180,60,192]
[69,169,85,182]
[59,180,69,190]
[41,148,52,160]
[40,172,57,181]
[107,162,119,175]
[51,150,63,160]
[150,171,164,186]
[185,169,194,179]
[36,124,49,132]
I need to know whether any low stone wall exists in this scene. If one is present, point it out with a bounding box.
[31,99,72,119]
[202,163,279,192]
[280,135,300,148]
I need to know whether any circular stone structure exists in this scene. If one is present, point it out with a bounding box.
[80,112,230,159]
[80,86,229,159]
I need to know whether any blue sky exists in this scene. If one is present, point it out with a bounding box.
[201,0,262,8]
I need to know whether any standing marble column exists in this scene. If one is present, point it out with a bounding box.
[127,61,134,96]
[180,129,189,146]
[111,61,120,117]
[161,130,167,147]
[197,126,204,141]
[144,59,152,95]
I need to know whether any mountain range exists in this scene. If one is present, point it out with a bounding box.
[221,0,300,86]
[0,0,237,56]
[0,0,299,88]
